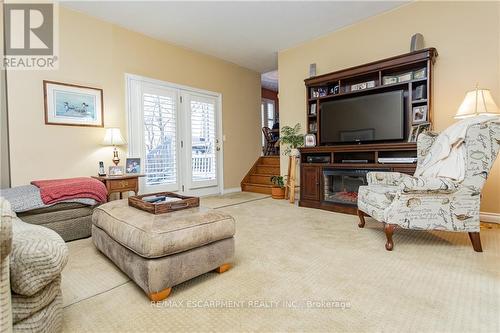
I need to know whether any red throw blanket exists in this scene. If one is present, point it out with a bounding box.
[31,177,108,205]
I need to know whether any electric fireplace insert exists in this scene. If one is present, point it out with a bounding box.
[323,168,388,206]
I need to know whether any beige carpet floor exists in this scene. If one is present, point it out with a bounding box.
[61,194,500,332]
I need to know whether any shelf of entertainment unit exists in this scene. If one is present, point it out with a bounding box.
[412,99,428,104]
[307,79,425,102]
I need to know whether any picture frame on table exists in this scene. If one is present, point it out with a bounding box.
[126,158,141,174]
[43,80,104,127]
[109,166,124,176]
[412,105,428,124]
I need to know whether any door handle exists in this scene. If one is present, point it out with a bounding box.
[216,147,221,151]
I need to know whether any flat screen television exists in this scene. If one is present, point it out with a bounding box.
[320,90,405,144]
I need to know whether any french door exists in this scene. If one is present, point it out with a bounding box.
[126,75,222,196]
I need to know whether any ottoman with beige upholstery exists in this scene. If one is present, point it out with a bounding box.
[91,199,235,301]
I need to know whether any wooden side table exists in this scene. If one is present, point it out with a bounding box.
[92,174,145,200]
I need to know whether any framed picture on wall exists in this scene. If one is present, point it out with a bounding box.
[43,80,104,127]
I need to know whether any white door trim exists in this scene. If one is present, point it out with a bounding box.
[125,73,224,195]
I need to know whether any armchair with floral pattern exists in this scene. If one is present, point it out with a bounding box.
[357,119,500,251]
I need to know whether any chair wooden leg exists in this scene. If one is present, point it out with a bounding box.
[468,232,483,252]
[357,210,366,228]
[384,223,397,251]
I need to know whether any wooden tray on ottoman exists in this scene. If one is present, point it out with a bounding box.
[128,192,200,214]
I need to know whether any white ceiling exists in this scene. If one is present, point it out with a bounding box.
[62,1,408,73]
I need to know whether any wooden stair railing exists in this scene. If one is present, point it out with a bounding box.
[241,156,280,195]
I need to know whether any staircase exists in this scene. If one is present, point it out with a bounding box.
[241,156,280,195]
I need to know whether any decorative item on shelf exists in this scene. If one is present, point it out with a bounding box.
[397,72,413,83]
[410,33,424,52]
[98,161,106,176]
[310,88,319,98]
[413,68,426,80]
[328,84,340,95]
[408,123,430,142]
[412,105,428,124]
[382,76,398,85]
[350,80,376,92]
[270,176,286,199]
[454,86,500,119]
[309,63,317,78]
[416,123,430,137]
[43,80,104,127]
[102,127,126,166]
[109,165,124,176]
[413,85,426,100]
[304,134,317,147]
[318,87,328,97]
[126,158,141,174]
[408,126,419,142]
[309,103,317,116]
[308,122,317,132]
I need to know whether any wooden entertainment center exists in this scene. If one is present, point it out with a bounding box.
[299,48,438,214]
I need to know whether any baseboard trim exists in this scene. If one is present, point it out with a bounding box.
[480,212,500,224]
[222,187,241,195]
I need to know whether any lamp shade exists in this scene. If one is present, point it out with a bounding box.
[455,88,500,119]
[102,128,126,146]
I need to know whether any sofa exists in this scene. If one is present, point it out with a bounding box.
[0,198,68,333]
[17,202,95,242]
[0,184,98,242]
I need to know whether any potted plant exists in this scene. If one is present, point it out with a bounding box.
[280,123,304,156]
[270,176,286,199]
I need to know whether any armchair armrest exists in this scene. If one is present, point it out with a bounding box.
[366,172,411,186]
[399,176,460,194]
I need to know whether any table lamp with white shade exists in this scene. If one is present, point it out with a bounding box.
[455,87,500,119]
[102,128,126,165]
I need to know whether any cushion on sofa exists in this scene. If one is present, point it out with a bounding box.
[10,219,68,296]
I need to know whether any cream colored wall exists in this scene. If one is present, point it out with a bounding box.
[6,7,261,190]
[0,6,10,188]
[279,1,500,213]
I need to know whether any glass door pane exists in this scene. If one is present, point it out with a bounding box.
[141,85,179,192]
[183,93,218,191]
